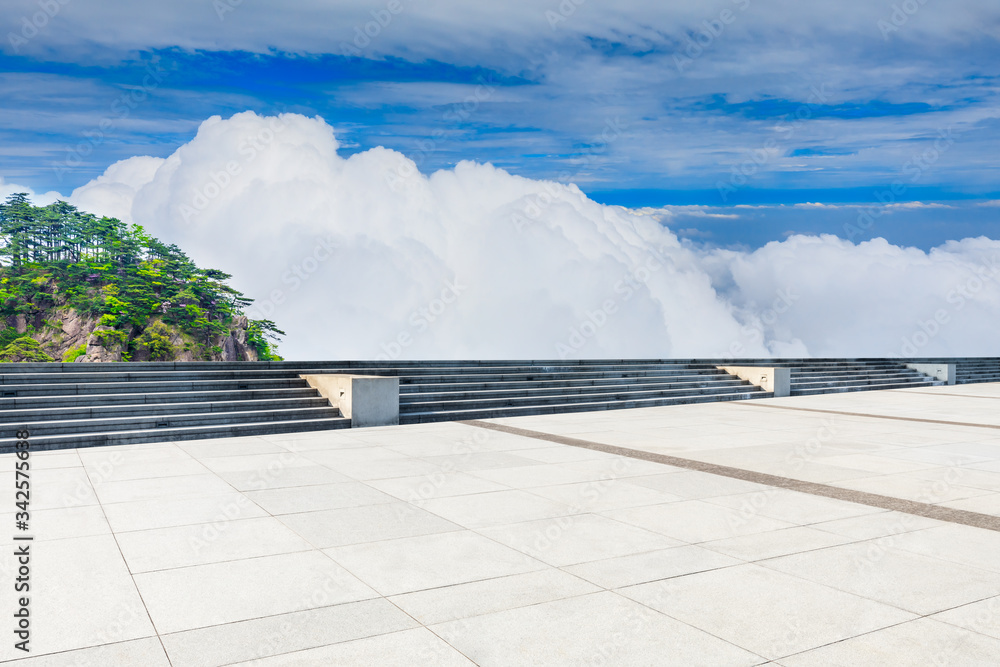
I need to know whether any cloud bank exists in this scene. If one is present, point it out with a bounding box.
[16,111,996,360]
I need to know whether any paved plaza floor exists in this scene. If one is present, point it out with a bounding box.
[4,383,1000,665]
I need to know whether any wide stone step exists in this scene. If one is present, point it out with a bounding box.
[6,406,341,436]
[400,390,771,423]
[399,375,746,394]
[356,364,707,376]
[791,376,931,390]
[790,370,923,380]
[785,364,915,371]
[399,385,767,413]
[0,378,309,398]
[0,417,350,453]
[0,387,321,411]
[791,381,939,396]
[0,370,312,384]
[2,397,332,423]
[400,381,756,404]
[395,369,736,385]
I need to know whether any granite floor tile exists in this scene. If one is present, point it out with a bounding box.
[327,529,544,595]
[277,502,462,548]
[134,551,377,634]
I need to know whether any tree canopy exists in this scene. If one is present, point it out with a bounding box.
[0,193,283,361]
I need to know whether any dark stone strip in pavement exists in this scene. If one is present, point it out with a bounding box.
[735,402,1000,431]
[893,390,1000,400]
[460,419,1000,533]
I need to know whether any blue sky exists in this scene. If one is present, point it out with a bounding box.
[2,0,999,250]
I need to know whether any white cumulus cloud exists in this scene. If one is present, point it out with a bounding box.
[49,111,1000,360]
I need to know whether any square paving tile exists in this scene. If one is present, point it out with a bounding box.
[699,526,854,561]
[809,510,941,539]
[419,489,578,528]
[244,481,397,515]
[316,456,448,480]
[215,464,354,491]
[761,541,1000,615]
[430,591,761,666]
[478,513,682,567]
[93,473,237,504]
[160,598,418,667]
[228,628,477,666]
[178,438,288,457]
[4,638,170,666]
[277,502,462,548]
[194,452,323,474]
[366,471,508,502]
[619,563,915,660]
[623,470,773,499]
[525,478,684,512]
[470,463,627,488]
[931,596,1000,641]
[563,544,741,589]
[102,492,268,532]
[887,523,1000,573]
[0,535,155,662]
[0,505,111,545]
[116,516,314,573]
[603,499,797,543]
[85,458,210,483]
[702,488,883,524]
[780,617,1000,666]
[418,451,545,471]
[388,569,599,625]
[327,530,545,595]
[134,551,377,634]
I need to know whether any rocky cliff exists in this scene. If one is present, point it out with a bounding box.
[1,309,261,363]
[0,194,283,364]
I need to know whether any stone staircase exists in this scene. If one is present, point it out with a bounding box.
[781,360,943,396]
[394,362,768,423]
[2,358,998,451]
[954,359,1000,384]
[0,365,349,450]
